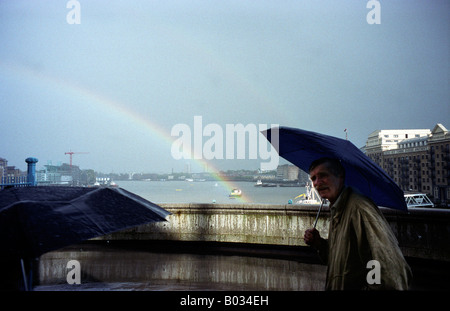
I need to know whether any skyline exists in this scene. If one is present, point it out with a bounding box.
[1,1,449,173]
[2,120,448,175]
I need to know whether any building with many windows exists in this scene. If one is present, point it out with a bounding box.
[0,157,28,188]
[428,124,450,204]
[365,124,449,206]
[365,128,431,165]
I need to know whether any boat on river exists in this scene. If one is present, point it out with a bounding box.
[292,182,322,205]
[229,188,242,198]
[254,180,276,187]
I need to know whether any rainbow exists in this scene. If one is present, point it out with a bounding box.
[1,60,250,203]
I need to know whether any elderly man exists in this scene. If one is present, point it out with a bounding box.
[304,157,412,290]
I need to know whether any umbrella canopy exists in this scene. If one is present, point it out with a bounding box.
[262,126,407,211]
[0,186,171,258]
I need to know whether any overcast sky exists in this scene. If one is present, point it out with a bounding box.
[1,0,448,174]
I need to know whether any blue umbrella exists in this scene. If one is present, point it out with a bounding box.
[261,126,407,211]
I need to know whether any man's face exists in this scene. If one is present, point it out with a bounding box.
[309,163,344,204]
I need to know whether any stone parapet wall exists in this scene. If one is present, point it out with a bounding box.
[97,203,450,262]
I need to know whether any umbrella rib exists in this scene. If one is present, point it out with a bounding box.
[1,200,68,211]
[65,188,113,234]
[113,187,170,220]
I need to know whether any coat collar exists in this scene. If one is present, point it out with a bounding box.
[330,186,352,222]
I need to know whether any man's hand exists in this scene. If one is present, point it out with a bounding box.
[304,228,322,250]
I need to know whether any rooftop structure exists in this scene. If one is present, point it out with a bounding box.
[365,128,431,154]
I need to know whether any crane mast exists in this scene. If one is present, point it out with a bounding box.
[64,151,89,169]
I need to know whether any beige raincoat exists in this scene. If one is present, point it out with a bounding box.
[317,187,412,290]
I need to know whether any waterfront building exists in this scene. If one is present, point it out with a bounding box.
[277,164,300,181]
[0,157,27,188]
[365,124,449,206]
[37,163,82,185]
[297,169,309,185]
[0,158,5,181]
[383,136,431,194]
[365,128,431,165]
[428,124,450,204]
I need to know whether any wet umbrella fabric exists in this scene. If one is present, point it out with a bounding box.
[262,126,407,211]
[0,186,171,258]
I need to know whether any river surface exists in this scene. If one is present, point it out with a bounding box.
[116,180,306,205]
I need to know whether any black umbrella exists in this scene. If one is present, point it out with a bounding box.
[1,186,171,290]
[262,126,407,211]
[0,186,171,259]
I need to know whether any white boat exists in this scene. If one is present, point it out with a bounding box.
[254,179,263,187]
[294,182,322,205]
[229,188,242,197]
[109,181,118,187]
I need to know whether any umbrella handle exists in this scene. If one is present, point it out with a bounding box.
[20,258,29,291]
[313,199,326,229]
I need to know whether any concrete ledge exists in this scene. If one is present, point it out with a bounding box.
[97,204,450,262]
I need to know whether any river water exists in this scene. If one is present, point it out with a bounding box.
[116,180,306,205]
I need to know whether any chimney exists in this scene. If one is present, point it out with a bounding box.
[25,157,38,186]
